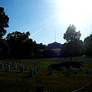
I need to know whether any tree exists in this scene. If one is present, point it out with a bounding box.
[18,38,34,58]
[84,34,92,56]
[63,40,83,57]
[6,31,44,58]
[6,31,30,58]
[63,24,83,61]
[6,31,30,41]
[0,7,9,39]
[0,7,9,59]
[64,24,81,42]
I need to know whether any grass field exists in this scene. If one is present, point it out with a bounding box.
[0,58,92,92]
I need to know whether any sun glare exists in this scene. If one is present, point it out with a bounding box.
[53,0,92,30]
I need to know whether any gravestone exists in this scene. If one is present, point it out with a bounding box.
[4,63,6,68]
[85,67,88,74]
[32,68,36,74]
[80,66,83,71]
[6,64,10,72]
[70,66,72,72]
[66,69,70,77]
[29,69,33,77]
[0,63,2,70]
[48,66,52,75]
[62,67,67,74]
[12,62,17,70]
[38,65,40,70]
[19,64,23,72]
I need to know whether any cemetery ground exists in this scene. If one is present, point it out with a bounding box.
[0,58,92,92]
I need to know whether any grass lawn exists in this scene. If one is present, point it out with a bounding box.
[0,59,92,92]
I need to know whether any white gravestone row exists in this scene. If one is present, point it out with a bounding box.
[48,65,89,76]
[0,62,40,77]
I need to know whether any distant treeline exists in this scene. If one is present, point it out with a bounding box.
[0,32,63,59]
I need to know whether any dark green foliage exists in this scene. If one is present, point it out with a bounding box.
[84,34,92,56]
[64,24,81,42]
[0,7,10,59]
[63,40,83,57]
[6,31,45,59]
[6,31,30,41]
[6,31,31,58]
[0,7,9,38]
[0,39,10,59]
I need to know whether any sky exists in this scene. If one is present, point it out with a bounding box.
[0,0,92,44]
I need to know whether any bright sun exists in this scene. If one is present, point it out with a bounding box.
[53,0,92,30]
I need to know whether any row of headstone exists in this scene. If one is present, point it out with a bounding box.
[65,66,89,76]
[0,62,40,75]
[48,65,89,76]
[36,86,55,92]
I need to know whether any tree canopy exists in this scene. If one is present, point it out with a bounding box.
[64,24,81,42]
[84,34,92,56]
[0,7,9,39]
